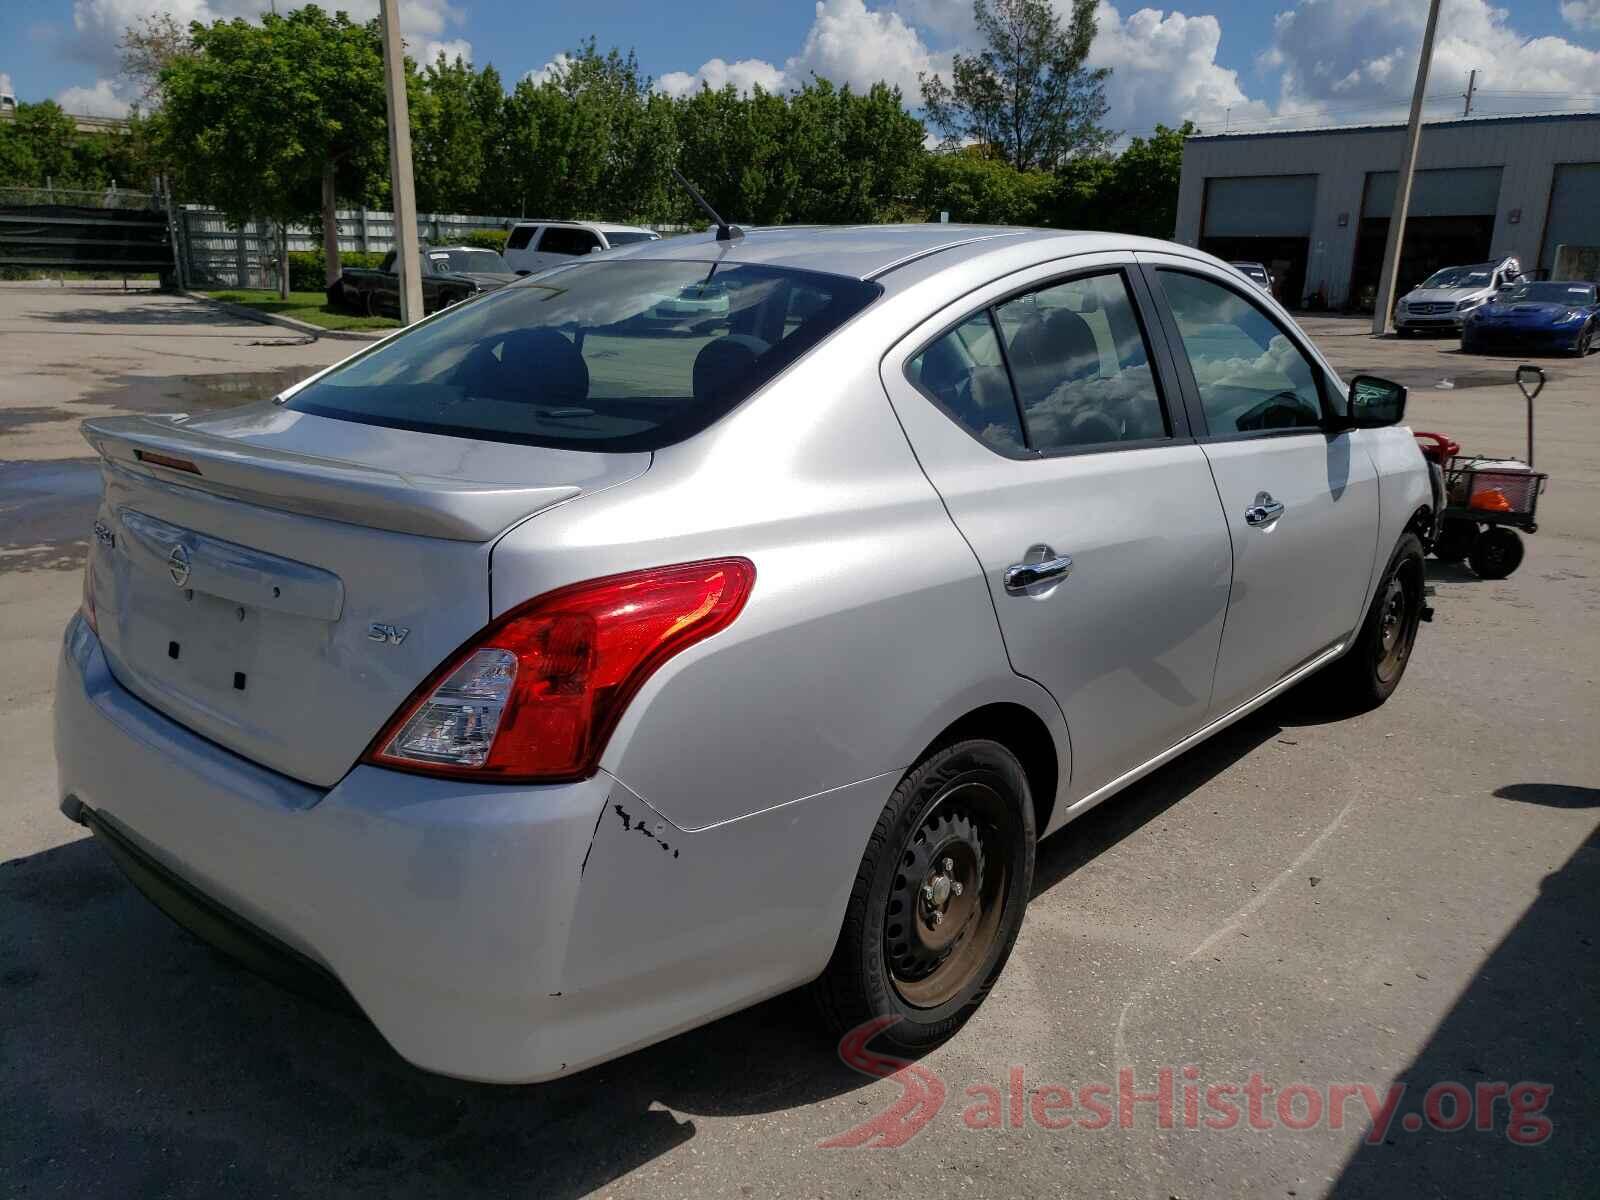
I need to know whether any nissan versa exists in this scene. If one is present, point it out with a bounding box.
[56,225,1432,1083]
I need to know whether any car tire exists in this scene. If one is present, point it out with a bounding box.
[1461,334,1479,354]
[1396,327,1413,339]
[1323,532,1425,710]
[1574,325,1593,357]
[1469,526,1524,580]
[1432,517,1477,563]
[813,739,1036,1050]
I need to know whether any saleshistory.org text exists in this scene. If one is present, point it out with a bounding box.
[819,1018,1553,1150]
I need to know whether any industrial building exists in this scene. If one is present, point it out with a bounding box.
[1173,111,1600,310]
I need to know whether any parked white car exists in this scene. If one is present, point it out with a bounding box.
[502,219,661,274]
[1395,255,1523,336]
[58,225,1433,1084]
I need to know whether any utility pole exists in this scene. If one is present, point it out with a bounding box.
[1461,69,1476,117]
[378,0,423,324]
[1371,0,1443,336]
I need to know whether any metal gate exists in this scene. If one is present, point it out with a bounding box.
[0,187,175,280]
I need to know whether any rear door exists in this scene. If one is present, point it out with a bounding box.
[880,255,1234,801]
[1138,254,1379,713]
[503,223,540,272]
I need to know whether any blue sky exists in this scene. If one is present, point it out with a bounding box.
[6,1,1600,137]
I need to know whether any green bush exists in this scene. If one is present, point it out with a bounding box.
[288,249,385,292]
[459,228,509,252]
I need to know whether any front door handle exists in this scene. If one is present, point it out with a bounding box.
[1004,554,1073,593]
[1244,492,1285,526]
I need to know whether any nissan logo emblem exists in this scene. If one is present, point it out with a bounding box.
[168,543,192,588]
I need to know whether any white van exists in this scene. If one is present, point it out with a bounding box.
[502,220,661,275]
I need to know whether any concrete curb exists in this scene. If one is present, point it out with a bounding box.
[181,291,390,342]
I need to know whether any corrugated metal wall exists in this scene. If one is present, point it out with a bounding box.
[1175,113,1600,307]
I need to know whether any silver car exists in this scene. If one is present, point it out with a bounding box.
[57,225,1432,1083]
[1395,256,1523,335]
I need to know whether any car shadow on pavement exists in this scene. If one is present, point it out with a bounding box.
[1330,818,1600,1195]
[0,836,863,1198]
[23,299,262,329]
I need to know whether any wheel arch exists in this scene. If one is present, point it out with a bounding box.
[915,701,1061,839]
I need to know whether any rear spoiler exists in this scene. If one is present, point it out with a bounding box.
[81,415,580,542]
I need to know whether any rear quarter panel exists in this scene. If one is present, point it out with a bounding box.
[488,302,1072,833]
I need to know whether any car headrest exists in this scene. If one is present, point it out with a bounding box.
[693,335,770,405]
[1040,309,1102,382]
[512,327,590,405]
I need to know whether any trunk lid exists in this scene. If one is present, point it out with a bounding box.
[84,403,649,787]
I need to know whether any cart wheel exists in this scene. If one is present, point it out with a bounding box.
[1468,527,1524,580]
[1432,518,1478,563]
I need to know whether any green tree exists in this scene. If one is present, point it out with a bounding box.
[920,0,1110,171]
[0,102,81,189]
[156,7,387,296]
[413,51,487,212]
[919,145,1057,225]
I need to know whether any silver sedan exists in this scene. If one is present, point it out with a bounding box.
[57,225,1432,1082]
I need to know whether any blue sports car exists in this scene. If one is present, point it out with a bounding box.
[1462,280,1599,356]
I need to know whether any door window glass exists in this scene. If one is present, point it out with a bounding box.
[1158,271,1324,434]
[506,225,536,251]
[907,312,1025,453]
[994,272,1169,449]
[537,226,602,256]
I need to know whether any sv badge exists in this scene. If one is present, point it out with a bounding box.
[368,623,410,646]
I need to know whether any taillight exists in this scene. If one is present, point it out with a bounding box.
[364,558,755,783]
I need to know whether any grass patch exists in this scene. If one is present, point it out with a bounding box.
[203,289,399,332]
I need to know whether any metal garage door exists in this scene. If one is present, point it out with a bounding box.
[1540,162,1600,272]
[1362,166,1503,218]
[1202,175,1318,237]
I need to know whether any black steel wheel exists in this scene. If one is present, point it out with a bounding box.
[1321,532,1425,709]
[814,739,1035,1049]
[1469,526,1525,580]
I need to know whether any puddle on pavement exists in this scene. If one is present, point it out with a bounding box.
[88,367,323,416]
[0,459,102,574]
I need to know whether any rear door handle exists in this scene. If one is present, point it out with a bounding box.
[1004,554,1073,593]
[1244,492,1285,526]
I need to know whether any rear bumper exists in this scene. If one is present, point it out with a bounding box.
[55,615,887,1082]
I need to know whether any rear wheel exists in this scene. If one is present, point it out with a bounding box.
[1469,526,1524,580]
[814,740,1035,1049]
[1322,532,1425,710]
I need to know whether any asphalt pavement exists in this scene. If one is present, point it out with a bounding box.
[1,285,1596,1198]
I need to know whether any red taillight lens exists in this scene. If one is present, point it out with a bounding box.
[364,558,755,783]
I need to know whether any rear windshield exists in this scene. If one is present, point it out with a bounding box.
[285,261,880,451]
[429,248,508,273]
[603,231,660,246]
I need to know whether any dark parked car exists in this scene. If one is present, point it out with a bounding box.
[329,246,518,317]
[1462,280,1599,356]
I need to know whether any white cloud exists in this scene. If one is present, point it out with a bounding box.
[656,0,945,99]
[55,76,132,116]
[1087,4,1270,135]
[63,0,468,82]
[423,38,474,66]
[1562,2,1600,33]
[523,52,573,87]
[658,57,787,97]
[1265,0,1600,124]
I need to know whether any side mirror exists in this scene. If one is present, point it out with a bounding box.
[1346,375,1407,428]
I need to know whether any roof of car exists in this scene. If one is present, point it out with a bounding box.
[510,219,656,234]
[596,224,1195,282]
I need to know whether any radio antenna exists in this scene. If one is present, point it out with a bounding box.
[671,168,744,241]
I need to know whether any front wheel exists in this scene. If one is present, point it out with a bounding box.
[813,740,1036,1050]
[1322,532,1425,710]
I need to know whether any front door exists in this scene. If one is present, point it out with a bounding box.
[1139,256,1380,713]
[881,259,1234,802]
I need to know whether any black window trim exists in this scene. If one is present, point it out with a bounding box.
[901,262,1195,463]
[1140,262,1338,444]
